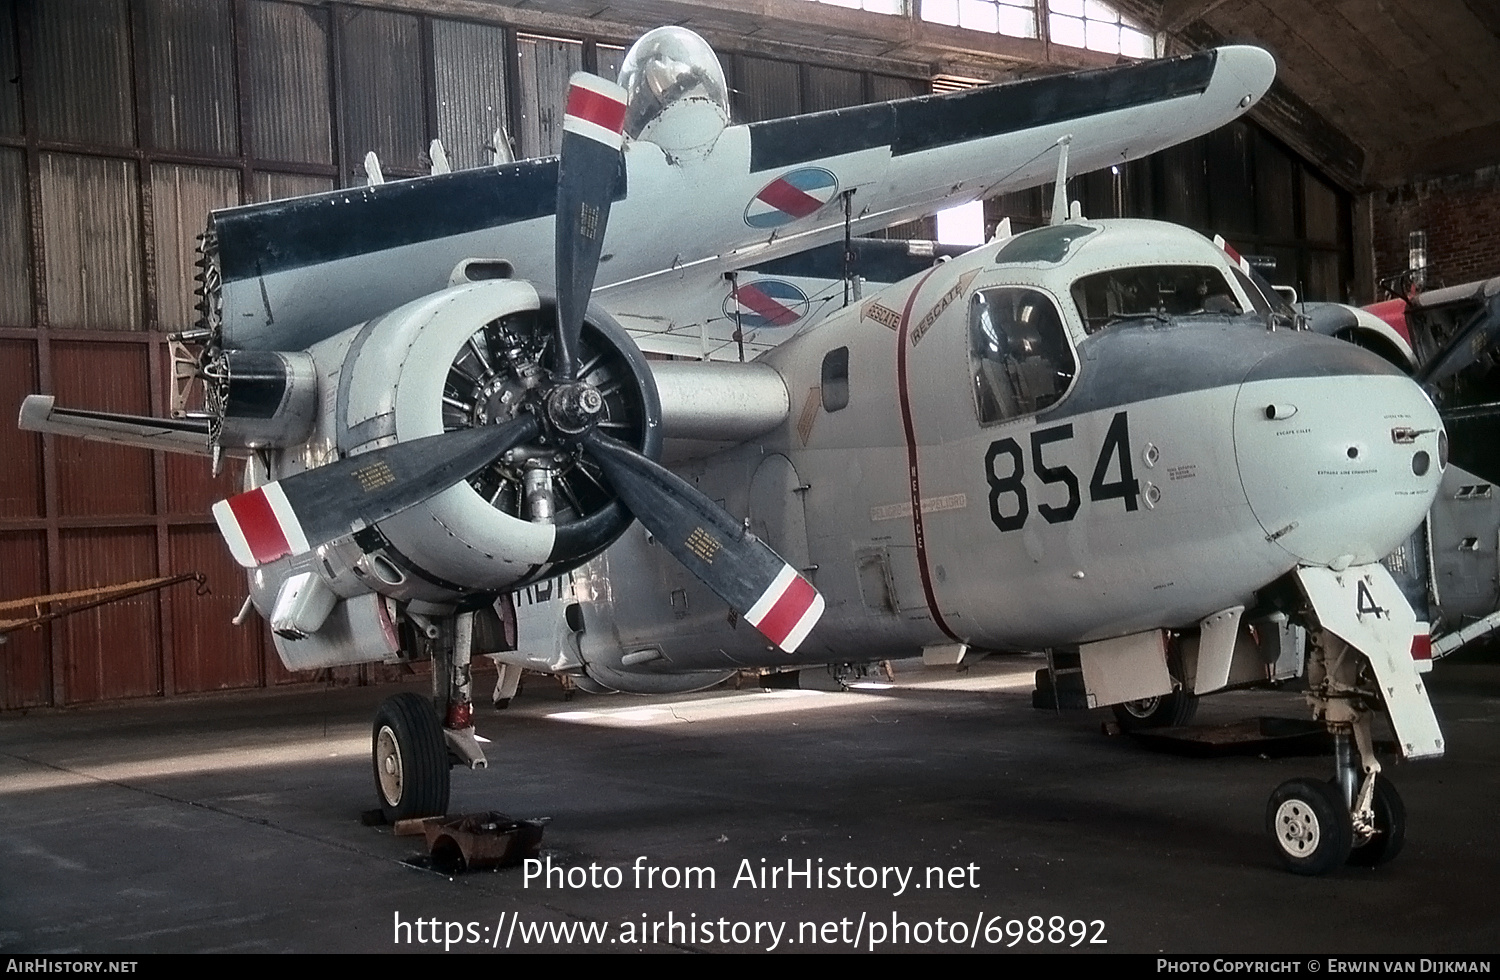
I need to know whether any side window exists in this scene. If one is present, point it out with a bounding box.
[969,288,1075,424]
[821,347,849,412]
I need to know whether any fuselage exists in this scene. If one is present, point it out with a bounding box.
[573,219,1445,679]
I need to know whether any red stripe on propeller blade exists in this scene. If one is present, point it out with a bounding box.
[565,85,627,134]
[227,487,292,565]
[755,574,818,647]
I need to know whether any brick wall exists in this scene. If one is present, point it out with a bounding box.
[1373,166,1500,295]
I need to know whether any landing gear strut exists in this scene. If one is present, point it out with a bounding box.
[1266,627,1406,874]
[371,610,493,822]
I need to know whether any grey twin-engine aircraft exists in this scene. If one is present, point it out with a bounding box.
[19,28,1446,875]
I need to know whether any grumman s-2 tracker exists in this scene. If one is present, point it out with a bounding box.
[17,27,1448,875]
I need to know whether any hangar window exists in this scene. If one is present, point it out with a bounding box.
[922,0,1038,38]
[1071,266,1241,334]
[970,288,1075,423]
[1049,1,1154,58]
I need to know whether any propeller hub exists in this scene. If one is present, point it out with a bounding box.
[546,381,605,436]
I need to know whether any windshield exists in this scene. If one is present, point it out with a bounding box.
[1071,265,1242,334]
[617,27,730,140]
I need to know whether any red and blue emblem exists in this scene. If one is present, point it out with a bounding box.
[744,168,839,229]
[724,279,811,328]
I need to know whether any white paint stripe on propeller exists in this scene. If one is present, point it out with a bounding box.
[212,499,256,568]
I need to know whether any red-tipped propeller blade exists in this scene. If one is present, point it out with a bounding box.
[554,73,629,379]
[584,431,825,653]
[213,415,539,568]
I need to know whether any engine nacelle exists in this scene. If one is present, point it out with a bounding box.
[211,349,319,449]
[275,278,659,608]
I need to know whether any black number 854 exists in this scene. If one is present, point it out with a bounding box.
[984,411,1140,533]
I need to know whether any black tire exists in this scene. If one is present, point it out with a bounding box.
[1347,775,1406,868]
[1267,776,1353,875]
[372,693,450,824]
[1111,690,1198,731]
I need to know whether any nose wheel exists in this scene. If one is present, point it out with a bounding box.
[1267,777,1353,875]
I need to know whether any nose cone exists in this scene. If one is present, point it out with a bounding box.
[1234,339,1443,567]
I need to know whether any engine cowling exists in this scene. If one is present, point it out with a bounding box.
[294,278,659,605]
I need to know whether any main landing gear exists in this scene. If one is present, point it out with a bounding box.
[371,610,493,823]
[1111,689,1198,731]
[1265,628,1406,875]
[373,692,450,823]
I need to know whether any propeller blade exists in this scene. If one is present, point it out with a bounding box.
[213,415,539,568]
[1441,401,1500,484]
[554,73,628,378]
[1415,292,1500,390]
[584,431,825,654]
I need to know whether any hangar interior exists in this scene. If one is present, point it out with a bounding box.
[1,0,1497,711]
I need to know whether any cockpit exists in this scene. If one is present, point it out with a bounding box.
[1071,265,1243,333]
[966,219,1279,425]
[617,27,731,153]
[970,287,1076,424]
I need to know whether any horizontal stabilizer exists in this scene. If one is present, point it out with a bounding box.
[17,395,223,458]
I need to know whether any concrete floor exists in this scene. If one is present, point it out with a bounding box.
[1,654,1496,954]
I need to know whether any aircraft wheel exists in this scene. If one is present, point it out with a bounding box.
[372,693,451,824]
[1267,777,1352,875]
[1110,690,1198,730]
[1347,776,1406,868]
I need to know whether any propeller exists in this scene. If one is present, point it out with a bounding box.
[213,416,538,568]
[584,432,824,652]
[1415,290,1500,391]
[554,73,628,379]
[212,73,826,653]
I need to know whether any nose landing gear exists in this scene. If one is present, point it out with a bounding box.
[1266,626,1408,875]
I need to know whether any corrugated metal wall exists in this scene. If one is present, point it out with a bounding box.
[0,0,1350,709]
[0,7,21,135]
[152,164,239,330]
[433,19,510,171]
[0,0,934,708]
[31,0,135,146]
[338,7,425,177]
[0,149,31,326]
[246,1,333,166]
[142,0,239,156]
[39,154,143,330]
[516,34,582,158]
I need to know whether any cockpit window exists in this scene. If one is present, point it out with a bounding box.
[994,223,1097,265]
[617,27,730,140]
[1071,265,1242,334]
[970,288,1076,424]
